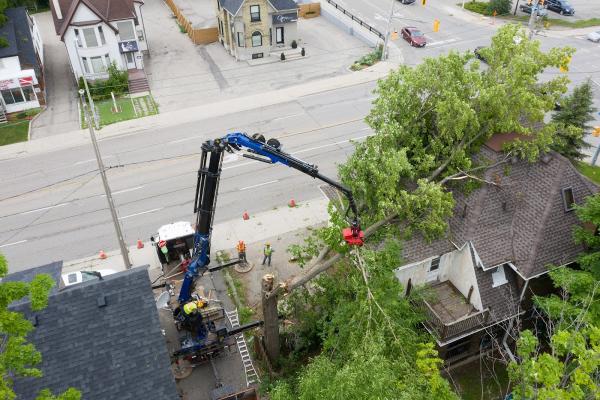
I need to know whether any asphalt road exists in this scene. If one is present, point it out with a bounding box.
[0,82,375,272]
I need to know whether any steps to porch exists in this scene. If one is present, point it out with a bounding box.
[127,69,150,95]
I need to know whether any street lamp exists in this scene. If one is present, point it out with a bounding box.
[79,89,132,270]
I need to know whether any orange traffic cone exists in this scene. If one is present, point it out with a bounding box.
[288,199,296,208]
[243,211,250,220]
[137,239,144,249]
[99,250,107,260]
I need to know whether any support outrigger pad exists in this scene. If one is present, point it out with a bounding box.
[342,227,364,246]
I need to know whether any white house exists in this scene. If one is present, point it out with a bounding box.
[49,0,148,81]
[0,7,45,117]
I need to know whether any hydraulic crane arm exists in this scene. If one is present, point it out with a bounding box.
[178,132,363,303]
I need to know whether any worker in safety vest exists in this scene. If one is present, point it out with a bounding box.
[182,299,206,316]
[262,243,273,266]
[180,299,207,331]
[159,240,169,262]
[236,240,247,263]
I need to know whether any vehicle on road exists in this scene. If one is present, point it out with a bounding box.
[401,27,426,47]
[61,269,116,287]
[520,3,548,16]
[546,0,574,15]
[398,0,416,4]
[587,30,600,43]
[474,46,488,63]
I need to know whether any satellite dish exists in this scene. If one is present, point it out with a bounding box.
[156,291,171,309]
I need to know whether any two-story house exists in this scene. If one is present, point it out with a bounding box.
[0,7,45,118]
[394,133,598,366]
[49,0,148,81]
[215,0,299,61]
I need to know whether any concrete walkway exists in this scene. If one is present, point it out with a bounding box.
[30,12,79,139]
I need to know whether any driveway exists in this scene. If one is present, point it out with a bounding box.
[143,0,369,113]
[30,12,80,139]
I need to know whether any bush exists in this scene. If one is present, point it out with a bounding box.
[301,47,305,57]
[78,62,129,101]
[280,52,286,61]
[291,40,297,49]
[463,0,493,15]
[487,0,511,15]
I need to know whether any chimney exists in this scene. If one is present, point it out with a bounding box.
[52,0,62,20]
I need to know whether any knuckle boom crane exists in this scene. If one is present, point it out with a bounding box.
[180,132,364,304]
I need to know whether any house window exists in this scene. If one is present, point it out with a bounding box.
[562,187,575,212]
[74,29,83,47]
[251,53,263,59]
[22,85,35,101]
[1,87,28,104]
[90,56,106,73]
[98,26,106,45]
[104,54,111,67]
[429,257,440,271]
[117,21,136,41]
[251,31,262,47]
[250,5,260,22]
[237,32,244,47]
[276,26,284,44]
[81,57,90,73]
[82,27,98,47]
[491,265,508,287]
[217,0,220,10]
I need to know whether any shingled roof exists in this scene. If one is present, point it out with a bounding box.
[49,0,143,38]
[0,7,40,76]
[218,0,297,15]
[10,267,179,400]
[402,136,598,280]
[1,261,62,307]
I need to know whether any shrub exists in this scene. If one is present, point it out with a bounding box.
[463,0,492,15]
[487,0,512,15]
[78,62,129,101]
[280,52,286,61]
[291,40,298,49]
[301,47,305,57]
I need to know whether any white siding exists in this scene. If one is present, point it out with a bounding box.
[71,4,100,23]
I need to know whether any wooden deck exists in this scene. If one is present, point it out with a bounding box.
[428,281,476,324]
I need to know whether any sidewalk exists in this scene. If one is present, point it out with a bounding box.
[62,198,330,274]
[0,62,394,161]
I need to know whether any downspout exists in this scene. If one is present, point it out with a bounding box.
[138,3,150,56]
[502,279,529,363]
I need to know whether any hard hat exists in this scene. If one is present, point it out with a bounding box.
[266,242,270,246]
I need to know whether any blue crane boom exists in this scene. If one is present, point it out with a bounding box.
[178,132,363,303]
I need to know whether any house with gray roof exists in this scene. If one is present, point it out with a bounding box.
[214,0,300,61]
[394,134,598,365]
[0,7,45,119]
[8,266,179,399]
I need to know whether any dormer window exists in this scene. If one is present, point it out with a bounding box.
[492,265,508,287]
[562,187,575,212]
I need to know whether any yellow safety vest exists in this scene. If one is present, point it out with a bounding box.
[183,302,197,315]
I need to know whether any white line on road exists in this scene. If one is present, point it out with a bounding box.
[111,186,145,195]
[427,38,459,47]
[167,137,199,145]
[74,155,114,165]
[271,112,304,122]
[239,180,279,191]
[119,207,163,220]
[0,239,27,248]
[294,134,371,155]
[223,161,256,171]
[18,203,70,216]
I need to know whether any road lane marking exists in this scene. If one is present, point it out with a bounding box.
[271,113,304,122]
[111,186,145,195]
[19,203,70,215]
[239,180,279,191]
[74,155,114,165]
[119,207,163,220]
[223,154,240,164]
[427,38,458,47]
[0,239,27,248]
[223,161,257,171]
[167,137,199,145]
[293,134,372,155]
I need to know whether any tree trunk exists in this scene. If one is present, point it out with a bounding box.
[261,274,280,363]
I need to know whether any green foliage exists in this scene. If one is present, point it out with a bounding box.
[350,45,383,71]
[342,24,573,236]
[551,80,597,160]
[0,253,81,400]
[508,328,600,399]
[78,62,128,101]
[574,193,600,278]
[487,0,512,15]
[463,1,493,15]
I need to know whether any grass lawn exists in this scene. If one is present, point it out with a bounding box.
[0,120,30,146]
[576,161,600,185]
[448,359,510,400]
[501,15,600,28]
[82,95,158,128]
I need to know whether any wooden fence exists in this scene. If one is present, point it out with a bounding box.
[164,0,218,44]
[299,3,321,18]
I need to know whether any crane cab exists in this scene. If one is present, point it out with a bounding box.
[153,221,195,270]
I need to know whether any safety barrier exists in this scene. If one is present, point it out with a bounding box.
[324,0,385,40]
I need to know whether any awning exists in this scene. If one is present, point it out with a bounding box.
[272,12,298,24]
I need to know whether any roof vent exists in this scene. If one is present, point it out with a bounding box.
[29,314,39,327]
[562,187,575,212]
[97,295,107,308]
[462,204,468,218]
[541,153,552,164]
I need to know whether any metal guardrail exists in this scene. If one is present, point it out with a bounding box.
[325,0,385,40]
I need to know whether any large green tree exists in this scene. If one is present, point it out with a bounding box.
[0,253,81,400]
[551,80,597,160]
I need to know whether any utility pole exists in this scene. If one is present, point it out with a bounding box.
[381,0,395,60]
[74,40,99,129]
[79,89,132,269]
[527,0,539,39]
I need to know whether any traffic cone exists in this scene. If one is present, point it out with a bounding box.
[99,250,107,260]
[243,211,249,220]
[288,199,296,208]
[137,239,144,249]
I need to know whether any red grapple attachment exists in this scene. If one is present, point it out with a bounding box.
[343,225,364,246]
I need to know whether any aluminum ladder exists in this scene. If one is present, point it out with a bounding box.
[225,309,260,386]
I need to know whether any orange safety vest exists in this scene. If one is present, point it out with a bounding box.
[237,242,246,252]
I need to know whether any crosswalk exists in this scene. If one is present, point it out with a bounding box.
[225,309,260,387]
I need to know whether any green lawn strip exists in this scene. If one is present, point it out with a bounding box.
[81,95,158,128]
[0,120,30,146]
[576,161,600,185]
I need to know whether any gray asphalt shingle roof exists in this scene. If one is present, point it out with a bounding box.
[1,261,62,307]
[9,267,179,400]
[218,0,297,15]
[269,0,298,10]
[402,141,598,280]
[0,7,38,74]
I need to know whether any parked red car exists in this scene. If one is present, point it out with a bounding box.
[401,27,426,47]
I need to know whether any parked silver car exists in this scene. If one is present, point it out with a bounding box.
[587,30,600,43]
